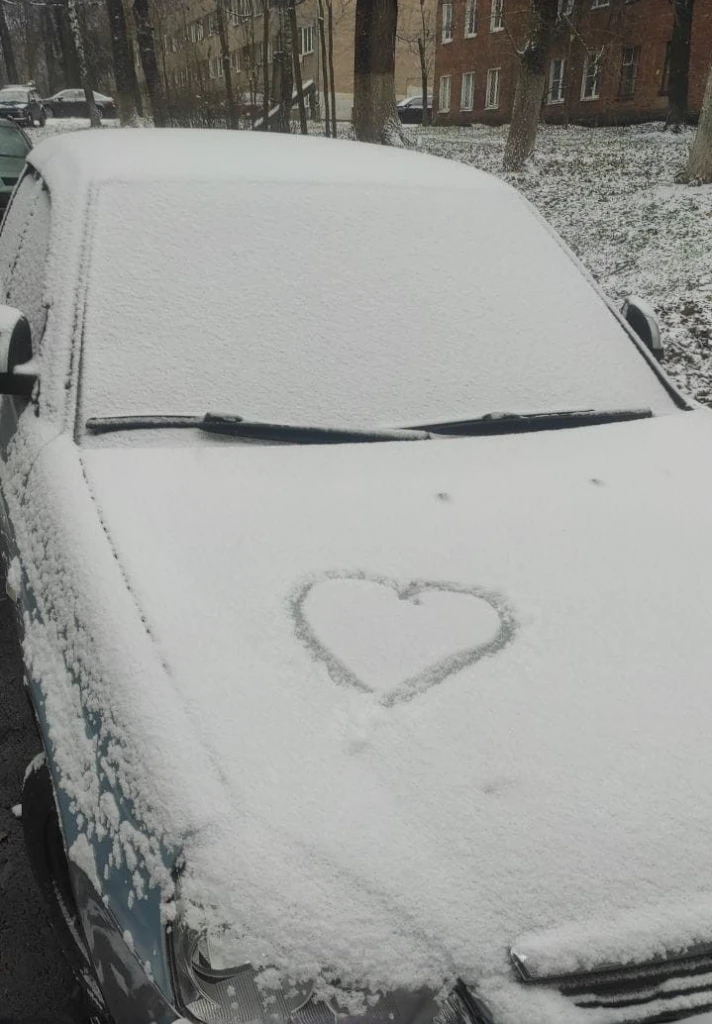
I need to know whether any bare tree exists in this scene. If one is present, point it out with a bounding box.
[133,0,168,125]
[317,0,331,134]
[327,0,336,135]
[262,2,271,127]
[106,0,141,124]
[684,60,712,182]
[288,0,308,132]
[503,0,559,171]
[353,0,404,144]
[666,0,695,130]
[216,0,240,128]
[0,3,19,82]
[396,0,435,123]
[66,0,102,127]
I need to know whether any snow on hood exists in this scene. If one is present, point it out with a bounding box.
[66,408,712,1017]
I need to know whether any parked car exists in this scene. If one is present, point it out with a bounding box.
[0,118,30,212]
[396,94,432,123]
[42,88,117,119]
[0,130,711,1024]
[0,84,46,126]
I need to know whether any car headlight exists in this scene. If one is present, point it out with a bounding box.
[170,919,490,1024]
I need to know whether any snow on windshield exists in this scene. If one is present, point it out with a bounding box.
[79,179,675,430]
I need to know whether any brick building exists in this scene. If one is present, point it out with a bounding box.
[432,0,712,125]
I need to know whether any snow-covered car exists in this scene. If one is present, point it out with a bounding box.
[0,129,711,1024]
[42,88,117,120]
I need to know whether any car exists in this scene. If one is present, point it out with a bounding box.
[0,84,46,126]
[0,129,711,1024]
[0,118,31,212]
[396,94,432,123]
[42,88,117,120]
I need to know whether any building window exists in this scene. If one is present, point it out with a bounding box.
[558,0,575,14]
[485,67,500,108]
[619,44,640,97]
[230,49,240,71]
[209,56,224,78]
[465,0,478,36]
[206,11,219,35]
[581,50,602,99]
[442,3,454,42]
[188,19,204,42]
[461,71,475,109]
[660,40,671,94]
[548,57,565,103]
[591,0,609,7]
[300,24,314,55]
[439,74,452,112]
[490,0,504,31]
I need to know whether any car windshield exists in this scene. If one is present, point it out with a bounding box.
[78,178,676,431]
[0,126,27,156]
[0,90,27,102]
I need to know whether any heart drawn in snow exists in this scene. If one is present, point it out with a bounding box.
[290,572,517,707]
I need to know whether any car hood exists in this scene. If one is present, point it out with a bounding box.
[79,409,712,1018]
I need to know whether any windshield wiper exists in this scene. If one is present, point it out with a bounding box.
[409,407,653,436]
[199,413,429,443]
[85,413,429,443]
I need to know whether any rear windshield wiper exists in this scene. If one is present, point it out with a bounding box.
[85,414,430,443]
[409,408,653,437]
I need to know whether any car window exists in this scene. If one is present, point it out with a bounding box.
[0,126,28,157]
[0,173,51,346]
[79,180,677,430]
[0,90,28,102]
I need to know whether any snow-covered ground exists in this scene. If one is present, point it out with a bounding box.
[27,118,712,405]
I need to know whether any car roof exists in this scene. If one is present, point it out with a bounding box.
[28,128,507,193]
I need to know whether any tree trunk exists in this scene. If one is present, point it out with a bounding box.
[0,3,18,83]
[327,0,337,136]
[66,0,102,127]
[503,0,558,171]
[685,60,712,182]
[418,36,428,124]
[106,0,140,125]
[54,2,81,87]
[288,0,308,134]
[132,0,168,126]
[666,0,694,130]
[317,0,331,136]
[275,14,293,133]
[42,7,63,93]
[262,4,271,128]
[216,0,239,129]
[353,0,403,144]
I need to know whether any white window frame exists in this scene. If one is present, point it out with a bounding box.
[485,67,501,108]
[465,0,478,36]
[461,71,475,110]
[188,19,204,43]
[619,44,640,97]
[439,74,452,112]
[557,0,575,14]
[581,50,602,100]
[490,0,504,32]
[300,24,315,56]
[591,0,609,7]
[442,3,454,42]
[209,55,224,79]
[547,57,565,103]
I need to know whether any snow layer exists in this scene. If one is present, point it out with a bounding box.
[49,406,712,1024]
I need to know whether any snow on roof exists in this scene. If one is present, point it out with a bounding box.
[29,127,506,191]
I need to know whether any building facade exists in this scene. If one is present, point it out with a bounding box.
[433,0,712,126]
[145,0,435,124]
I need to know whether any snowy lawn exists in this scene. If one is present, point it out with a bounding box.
[29,119,712,404]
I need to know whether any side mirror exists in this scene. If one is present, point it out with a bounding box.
[622,296,664,361]
[0,306,37,397]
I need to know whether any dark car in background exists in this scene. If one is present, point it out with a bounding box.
[0,86,46,127]
[43,88,117,120]
[0,119,30,212]
[396,95,432,124]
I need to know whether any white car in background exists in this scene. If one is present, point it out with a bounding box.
[0,130,711,1024]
